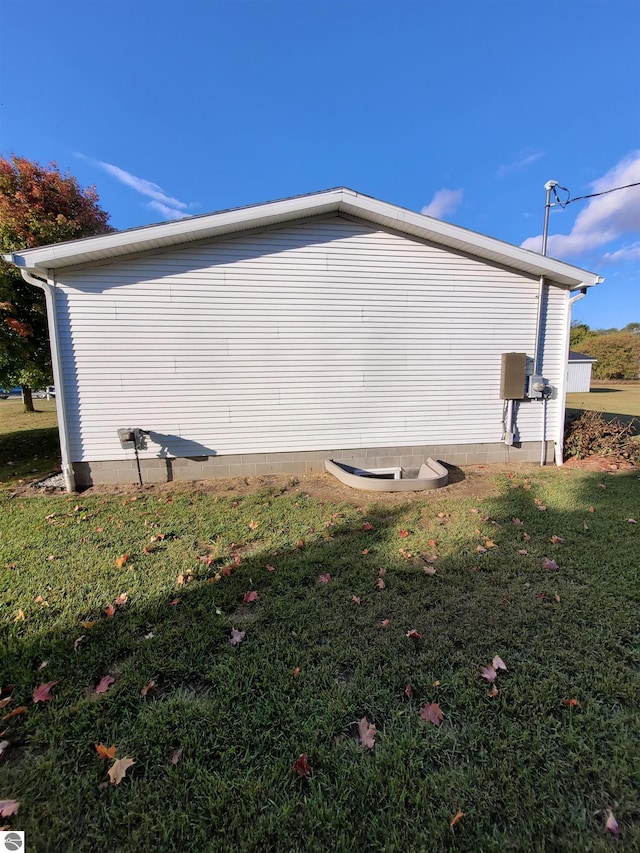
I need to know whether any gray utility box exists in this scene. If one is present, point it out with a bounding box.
[500,352,526,400]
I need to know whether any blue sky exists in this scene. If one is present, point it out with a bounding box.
[1,0,638,328]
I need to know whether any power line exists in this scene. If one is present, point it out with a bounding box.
[551,181,640,209]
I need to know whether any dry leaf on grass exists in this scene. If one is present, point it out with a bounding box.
[115,554,130,569]
[95,743,117,760]
[605,810,620,835]
[419,702,444,727]
[292,753,311,777]
[243,591,259,603]
[358,717,377,750]
[32,681,58,703]
[95,676,115,695]
[317,574,331,584]
[0,799,19,817]
[2,707,26,722]
[229,629,246,646]
[108,757,135,785]
[450,810,465,828]
[104,604,116,618]
[170,748,183,765]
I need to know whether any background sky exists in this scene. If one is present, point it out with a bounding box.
[1,0,638,329]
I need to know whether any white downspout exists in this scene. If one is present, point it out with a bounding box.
[19,269,76,493]
[555,287,587,467]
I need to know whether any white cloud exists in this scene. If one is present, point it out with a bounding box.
[601,241,640,263]
[78,154,193,221]
[421,188,463,220]
[497,146,544,178]
[521,151,640,258]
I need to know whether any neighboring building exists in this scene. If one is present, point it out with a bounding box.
[4,188,603,491]
[567,351,597,393]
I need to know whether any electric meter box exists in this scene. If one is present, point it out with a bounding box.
[500,352,526,399]
[526,374,547,399]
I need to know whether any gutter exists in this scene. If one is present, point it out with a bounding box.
[554,286,590,466]
[19,269,76,493]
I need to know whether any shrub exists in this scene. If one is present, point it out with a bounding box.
[564,410,640,462]
[573,331,640,380]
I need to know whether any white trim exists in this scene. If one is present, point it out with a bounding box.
[4,188,603,290]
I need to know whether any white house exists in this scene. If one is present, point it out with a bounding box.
[567,350,597,392]
[4,188,603,491]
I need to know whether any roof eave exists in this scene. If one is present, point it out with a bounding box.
[2,187,603,289]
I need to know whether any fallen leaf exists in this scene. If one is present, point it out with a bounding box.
[14,610,25,622]
[2,707,26,722]
[170,597,181,606]
[292,667,301,678]
[419,702,444,727]
[543,558,559,571]
[115,554,130,568]
[229,628,246,646]
[140,680,155,698]
[523,532,531,541]
[361,522,374,531]
[74,635,86,652]
[296,539,305,549]
[605,810,619,835]
[536,504,547,512]
[38,661,48,670]
[450,810,465,829]
[627,518,637,524]
[0,740,9,757]
[588,506,595,513]
[361,548,370,555]
[33,681,58,703]
[492,655,507,671]
[81,621,96,629]
[177,574,185,585]
[406,629,423,640]
[561,698,579,707]
[512,517,524,526]
[488,684,499,698]
[378,567,387,577]
[243,591,259,603]
[170,748,183,765]
[399,529,410,538]
[95,743,117,760]
[399,548,413,559]
[266,564,276,572]
[381,619,390,628]
[104,604,116,618]
[292,753,311,777]
[404,684,413,700]
[518,549,528,555]
[536,592,545,600]
[317,574,331,584]
[480,665,497,683]
[483,539,497,549]
[0,698,11,710]
[476,545,487,554]
[358,716,377,750]
[550,535,565,544]
[351,596,361,605]
[108,756,135,785]
[598,482,606,489]
[428,539,437,548]
[376,577,385,590]
[248,519,259,530]
[0,799,19,818]
[555,592,561,603]
[423,565,437,575]
[433,680,441,687]
[95,675,115,695]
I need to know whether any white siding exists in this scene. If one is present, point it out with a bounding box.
[567,361,594,393]
[55,216,568,462]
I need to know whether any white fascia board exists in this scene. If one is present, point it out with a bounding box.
[3,186,603,290]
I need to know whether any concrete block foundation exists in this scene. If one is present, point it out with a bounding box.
[73,441,555,488]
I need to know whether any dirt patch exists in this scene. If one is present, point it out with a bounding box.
[15,460,637,504]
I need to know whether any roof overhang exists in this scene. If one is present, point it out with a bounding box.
[3,187,604,290]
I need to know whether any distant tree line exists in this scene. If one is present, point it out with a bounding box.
[570,322,640,380]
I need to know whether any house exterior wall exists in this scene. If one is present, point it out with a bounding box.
[567,361,594,393]
[53,215,567,485]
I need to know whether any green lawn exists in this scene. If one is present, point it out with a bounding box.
[567,382,640,426]
[0,399,59,487]
[1,462,639,849]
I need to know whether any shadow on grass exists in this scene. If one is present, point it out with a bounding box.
[0,424,60,484]
[0,472,639,851]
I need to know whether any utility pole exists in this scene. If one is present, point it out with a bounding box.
[542,180,558,256]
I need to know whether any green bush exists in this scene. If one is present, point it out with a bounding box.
[573,331,640,380]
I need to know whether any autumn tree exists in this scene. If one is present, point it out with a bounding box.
[573,330,640,380]
[0,155,112,410]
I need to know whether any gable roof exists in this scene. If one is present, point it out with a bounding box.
[4,187,603,290]
[568,350,598,363]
